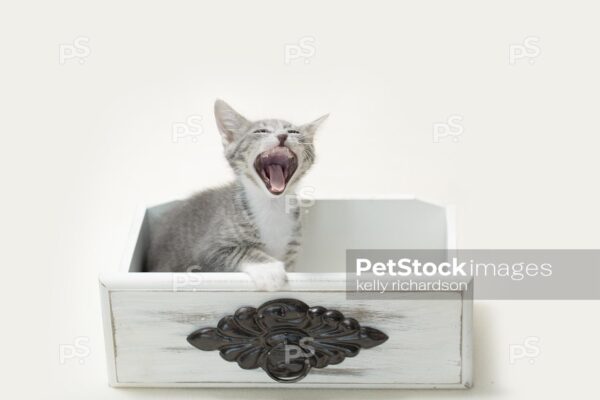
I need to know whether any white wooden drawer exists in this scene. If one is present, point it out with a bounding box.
[100,198,472,388]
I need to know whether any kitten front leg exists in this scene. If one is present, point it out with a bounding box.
[237,248,287,291]
[282,239,301,272]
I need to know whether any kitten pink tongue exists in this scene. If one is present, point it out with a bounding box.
[267,164,286,193]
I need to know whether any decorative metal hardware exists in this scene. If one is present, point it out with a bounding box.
[187,298,388,383]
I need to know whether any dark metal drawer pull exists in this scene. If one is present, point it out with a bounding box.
[187,298,388,383]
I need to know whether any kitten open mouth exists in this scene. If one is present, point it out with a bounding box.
[254,146,298,195]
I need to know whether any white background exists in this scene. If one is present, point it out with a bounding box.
[1,0,599,398]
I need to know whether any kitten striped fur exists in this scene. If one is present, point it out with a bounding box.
[146,100,327,291]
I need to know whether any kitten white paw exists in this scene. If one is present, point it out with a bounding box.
[240,261,287,291]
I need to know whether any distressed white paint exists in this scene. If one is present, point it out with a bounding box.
[100,198,472,388]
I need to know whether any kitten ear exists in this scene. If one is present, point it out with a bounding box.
[301,114,329,138]
[214,99,251,144]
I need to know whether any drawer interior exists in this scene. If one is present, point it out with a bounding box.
[130,199,450,273]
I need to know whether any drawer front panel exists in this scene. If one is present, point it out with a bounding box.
[109,291,464,387]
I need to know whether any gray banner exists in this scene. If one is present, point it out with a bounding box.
[346,249,600,300]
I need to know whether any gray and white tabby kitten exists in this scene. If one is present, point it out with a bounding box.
[146,100,327,290]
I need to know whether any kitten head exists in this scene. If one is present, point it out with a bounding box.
[214,99,327,197]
